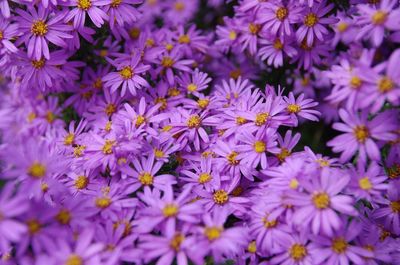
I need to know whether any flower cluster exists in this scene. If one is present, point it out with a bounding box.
[0,0,400,265]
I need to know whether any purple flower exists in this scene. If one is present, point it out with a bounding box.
[16,7,72,60]
[328,109,397,163]
[63,0,109,28]
[0,17,18,54]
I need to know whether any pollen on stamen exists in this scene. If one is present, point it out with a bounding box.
[178,34,190,44]
[31,20,48,36]
[332,237,348,253]
[276,7,288,21]
[187,115,201,128]
[65,254,83,265]
[353,125,369,143]
[77,0,92,10]
[28,162,46,179]
[139,172,154,186]
[198,172,212,184]
[255,112,269,126]
[289,244,307,261]
[64,133,75,146]
[161,56,175,68]
[213,189,229,205]
[204,226,222,241]
[163,204,179,217]
[55,209,71,225]
[226,151,239,165]
[74,175,89,190]
[102,140,116,154]
[304,13,318,27]
[119,66,134,80]
[312,192,330,209]
[170,233,185,251]
[254,141,266,153]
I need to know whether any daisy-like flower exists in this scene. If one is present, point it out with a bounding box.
[348,162,388,202]
[17,50,67,90]
[103,0,142,29]
[287,167,357,236]
[103,52,150,96]
[258,2,302,37]
[170,108,218,151]
[0,183,29,253]
[311,219,373,265]
[359,48,400,113]
[372,181,400,235]
[136,185,203,233]
[236,129,279,169]
[52,229,104,265]
[196,177,249,215]
[63,0,109,28]
[258,37,297,67]
[356,0,400,46]
[197,209,248,263]
[275,130,301,163]
[271,232,317,265]
[173,25,209,56]
[16,7,72,60]
[238,17,263,55]
[180,157,221,192]
[0,17,18,54]
[327,109,397,163]
[177,68,211,97]
[283,92,320,125]
[155,48,194,84]
[296,1,338,46]
[122,154,176,192]
[140,225,205,265]
[325,59,371,110]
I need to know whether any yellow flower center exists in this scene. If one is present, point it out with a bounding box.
[337,22,349,32]
[170,233,185,251]
[255,112,269,126]
[139,172,153,186]
[74,175,89,190]
[390,200,400,213]
[99,49,108,57]
[31,59,46,69]
[273,39,283,50]
[289,244,307,261]
[161,56,175,68]
[316,158,330,167]
[28,112,36,122]
[350,76,362,89]
[145,38,155,47]
[56,209,71,225]
[65,254,83,265]
[248,23,261,35]
[168,87,181,97]
[93,78,102,89]
[304,13,318,27]
[135,115,146,127]
[77,0,92,10]
[289,178,299,189]
[247,241,257,253]
[119,66,134,80]
[187,115,201,128]
[359,177,372,190]
[198,172,212,184]
[163,204,179,217]
[129,27,141,39]
[41,182,49,192]
[332,238,348,254]
[234,116,246,125]
[187,83,197,92]
[31,20,48,36]
[213,189,229,205]
[64,133,75,146]
[46,111,56,123]
[276,7,288,21]
[27,219,41,234]
[155,97,167,110]
[372,10,387,25]
[287,104,301,113]
[154,148,164,158]
[254,141,266,153]
[229,68,241,79]
[110,0,121,8]
[105,103,116,116]
[204,226,222,241]
[28,162,46,179]
[0,31,3,40]
[229,31,237,40]
[162,125,173,132]
[178,34,190,44]
[262,217,278,228]
[74,145,86,157]
[378,76,394,93]
[197,99,210,109]
[102,140,116,154]
[277,148,291,162]
[95,197,111,208]
[226,151,239,165]
[174,1,185,11]
[312,192,330,209]
[353,125,369,143]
